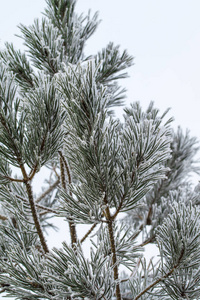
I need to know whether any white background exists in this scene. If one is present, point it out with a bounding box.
[0,0,200,299]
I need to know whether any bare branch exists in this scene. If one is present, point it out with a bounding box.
[80,223,97,244]
[36,178,60,203]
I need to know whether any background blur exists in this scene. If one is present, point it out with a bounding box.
[0,1,200,298]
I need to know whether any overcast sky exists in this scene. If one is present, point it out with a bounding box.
[0,1,200,298]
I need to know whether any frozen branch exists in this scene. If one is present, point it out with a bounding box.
[134,246,185,300]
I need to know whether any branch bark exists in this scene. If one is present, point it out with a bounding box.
[59,151,77,248]
[25,180,49,253]
[104,196,121,300]
[80,223,97,244]
[36,178,60,203]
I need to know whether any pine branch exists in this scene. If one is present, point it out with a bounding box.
[1,1,200,298]
[0,99,49,253]
[0,43,34,90]
[112,152,144,221]
[0,112,22,166]
[133,246,185,300]
[59,151,77,247]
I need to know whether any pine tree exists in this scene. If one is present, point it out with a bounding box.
[0,1,200,299]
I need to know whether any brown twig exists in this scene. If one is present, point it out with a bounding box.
[111,194,125,220]
[4,176,24,183]
[61,153,72,185]
[134,235,155,249]
[104,196,121,300]
[15,194,58,216]
[0,287,8,294]
[80,223,97,244]
[25,180,49,253]
[28,164,38,181]
[59,153,67,189]
[107,218,121,300]
[36,178,60,203]
[59,151,77,248]
[18,163,49,253]
[0,215,7,221]
[52,165,60,179]
[36,204,58,215]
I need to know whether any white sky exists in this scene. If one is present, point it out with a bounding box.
[0,1,200,298]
